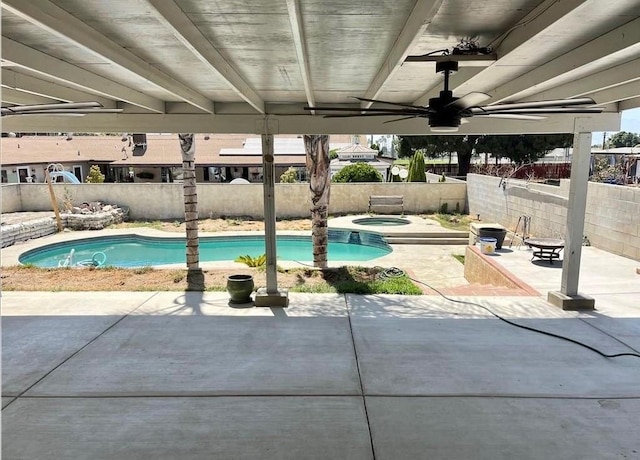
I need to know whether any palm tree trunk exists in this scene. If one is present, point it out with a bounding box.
[179,134,200,272]
[304,135,330,268]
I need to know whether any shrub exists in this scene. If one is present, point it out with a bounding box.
[332,163,382,183]
[235,254,267,267]
[329,149,339,160]
[407,151,426,182]
[279,167,298,183]
[86,165,105,183]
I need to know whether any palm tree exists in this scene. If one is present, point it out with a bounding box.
[178,133,203,289]
[303,135,331,268]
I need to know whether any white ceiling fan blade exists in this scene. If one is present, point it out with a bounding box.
[474,107,602,115]
[445,92,491,110]
[2,101,103,112]
[474,113,546,120]
[1,108,123,116]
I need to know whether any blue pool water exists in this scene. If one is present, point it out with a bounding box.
[19,231,391,268]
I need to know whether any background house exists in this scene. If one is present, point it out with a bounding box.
[1,134,354,184]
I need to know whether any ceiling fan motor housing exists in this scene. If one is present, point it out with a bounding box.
[428,91,462,129]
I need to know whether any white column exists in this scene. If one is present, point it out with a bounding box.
[548,117,594,310]
[254,133,289,307]
[261,134,278,293]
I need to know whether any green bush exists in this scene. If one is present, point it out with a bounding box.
[332,163,382,183]
[407,151,426,182]
[279,167,298,183]
[86,165,105,183]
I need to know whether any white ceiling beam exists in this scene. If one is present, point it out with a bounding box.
[146,0,264,113]
[486,17,640,104]
[413,0,589,106]
[523,58,640,102]
[286,0,315,112]
[363,0,443,108]
[618,97,640,111]
[1,87,59,105]
[2,0,214,113]
[2,38,165,113]
[1,69,117,108]
[1,112,621,136]
[587,80,640,106]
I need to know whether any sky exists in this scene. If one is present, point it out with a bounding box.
[592,107,640,145]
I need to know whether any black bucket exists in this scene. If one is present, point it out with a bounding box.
[478,227,507,249]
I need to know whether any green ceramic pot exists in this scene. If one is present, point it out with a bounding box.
[226,274,254,303]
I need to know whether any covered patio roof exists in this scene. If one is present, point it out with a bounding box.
[2,0,638,134]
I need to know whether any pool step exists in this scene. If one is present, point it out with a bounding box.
[381,231,468,239]
[385,236,469,245]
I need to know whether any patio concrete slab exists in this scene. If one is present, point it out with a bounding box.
[133,292,348,317]
[2,397,15,408]
[366,397,640,460]
[1,291,157,316]
[348,299,640,397]
[492,246,639,311]
[2,315,127,396]
[346,294,582,319]
[24,311,360,396]
[2,396,373,460]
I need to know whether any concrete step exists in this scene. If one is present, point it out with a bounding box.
[385,237,470,245]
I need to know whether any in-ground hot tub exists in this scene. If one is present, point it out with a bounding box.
[352,217,410,226]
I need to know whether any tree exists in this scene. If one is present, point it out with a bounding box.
[607,131,640,148]
[85,165,105,183]
[398,135,481,177]
[279,167,298,183]
[332,163,383,183]
[407,151,426,182]
[178,133,203,289]
[304,135,331,268]
[476,134,573,165]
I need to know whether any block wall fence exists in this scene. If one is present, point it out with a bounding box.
[3,177,638,261]
[466,174,640,261]
[2,182,466,220]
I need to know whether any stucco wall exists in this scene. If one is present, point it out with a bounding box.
[466,174,640,261]
[11,182,467,220]
[1,184,22,213]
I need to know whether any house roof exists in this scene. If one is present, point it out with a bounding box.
[1,134,355,167]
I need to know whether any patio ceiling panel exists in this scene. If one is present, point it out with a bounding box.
[522,58,640,103]
[483,13,640,104]
[1,0,636,133]
[409,0,542,105]
[1,69,118,108]
[360,0,443,108]
[584,80,640,107]
[1,38,166,113]
[177,0,299,106]
[0,87,60,106]
[619,97,640,112]
[302,0,418,98]
[1,0,214,113]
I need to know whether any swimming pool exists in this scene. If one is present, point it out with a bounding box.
[19,230,391,268]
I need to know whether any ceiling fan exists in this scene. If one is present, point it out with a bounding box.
[304,61,602,132]
[1,101,123,117]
